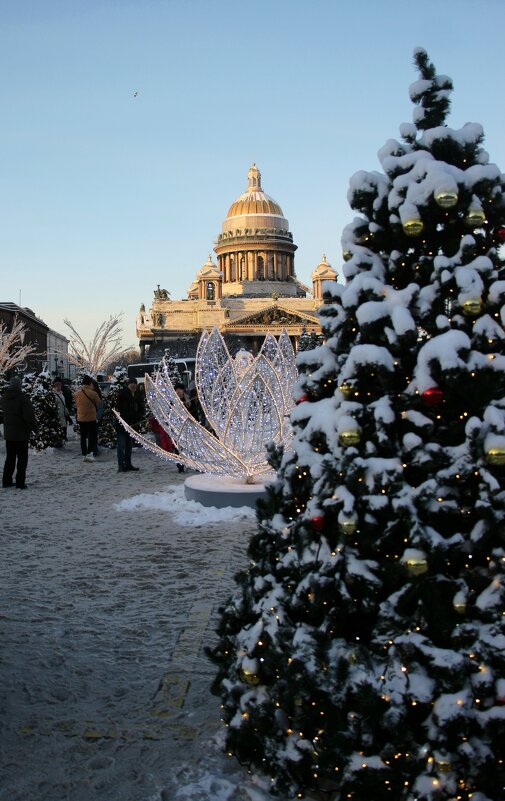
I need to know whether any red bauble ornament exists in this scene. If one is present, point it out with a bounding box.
[494,226,505,243]
[421,387,444,407]
[496,697,505,706]
[296,395,309,405]
[311,516,325,530]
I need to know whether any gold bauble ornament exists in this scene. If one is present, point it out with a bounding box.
[402,551,428,576]
[434,189,458,208]
[339,430,361,447]
[486,447,505,466]
[402,218,424,237]
[453,598,467,615]
[465,208,486,227]
[240,666,260,686]
[461,298,483,316]
[339,382,354,399]
[436,757,452,773]
[348,650,359,665]
[339,518,358,535]
[343,250,352,262]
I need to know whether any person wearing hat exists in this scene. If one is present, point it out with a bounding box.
[52,377,72,442]
[1,376,36,489]
[114,377,142,472]
[74,375,100,462]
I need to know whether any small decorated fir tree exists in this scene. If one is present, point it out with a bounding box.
[24,372,65,450]
[164,355,184,387]
[98,365,128,448]
[208,49,505,800]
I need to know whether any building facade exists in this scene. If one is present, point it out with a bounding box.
[0,303,72,377]
[136,164,336,360]
[0,302,49,374]
[46,328,72,379]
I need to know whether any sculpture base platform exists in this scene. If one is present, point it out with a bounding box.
[184,474,272,509]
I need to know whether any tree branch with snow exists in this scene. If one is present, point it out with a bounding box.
[0,316,37,376]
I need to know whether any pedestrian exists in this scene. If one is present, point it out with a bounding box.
[134,382,146,422]
[52,377,72,442]
[90,378,104,456]
[132,381,147,447]
[74,375,100,462]
[115,377,142,472]
[1,376,36,489]
[147,415,175,453]
[60,378,73,411]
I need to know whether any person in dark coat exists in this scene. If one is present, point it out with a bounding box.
[114,377,142,472]
[1,376,36,489]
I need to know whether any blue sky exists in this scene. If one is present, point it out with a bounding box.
[2,0,504,349]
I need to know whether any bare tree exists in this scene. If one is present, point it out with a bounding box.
[63,314,133,376]
[101,347,141,377]
[0,316,36,376]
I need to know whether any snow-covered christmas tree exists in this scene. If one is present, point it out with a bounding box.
[98,365,129,448]
[23,372,65,450]
[164,354,184,387]
[208,49,505,800]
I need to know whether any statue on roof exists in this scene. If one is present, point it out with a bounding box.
[154,285,170,300]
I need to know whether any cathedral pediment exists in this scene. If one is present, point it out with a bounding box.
[225,304,319,329]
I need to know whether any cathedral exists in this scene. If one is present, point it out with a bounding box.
[136,164,336,359]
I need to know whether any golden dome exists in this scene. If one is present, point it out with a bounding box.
[226,163,284,219]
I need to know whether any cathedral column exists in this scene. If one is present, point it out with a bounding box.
[273,252,278,281]
[253,251,258,280]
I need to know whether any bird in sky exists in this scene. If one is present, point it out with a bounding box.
[133,91,138,97]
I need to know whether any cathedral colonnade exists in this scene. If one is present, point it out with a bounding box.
[218,249,294,283]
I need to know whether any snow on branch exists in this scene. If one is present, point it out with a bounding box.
[0,315,37,376]
[64,313,133,376]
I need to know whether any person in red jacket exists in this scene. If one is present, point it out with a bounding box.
[147,415,175,453]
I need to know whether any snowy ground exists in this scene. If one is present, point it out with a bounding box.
[0,434,282,801]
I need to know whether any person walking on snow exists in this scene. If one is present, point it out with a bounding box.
[52,377,72,442]
[1,376,36,489]
[74,376,100,462]
[115,377,142,472]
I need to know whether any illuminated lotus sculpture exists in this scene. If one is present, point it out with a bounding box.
[118,327,298,482]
